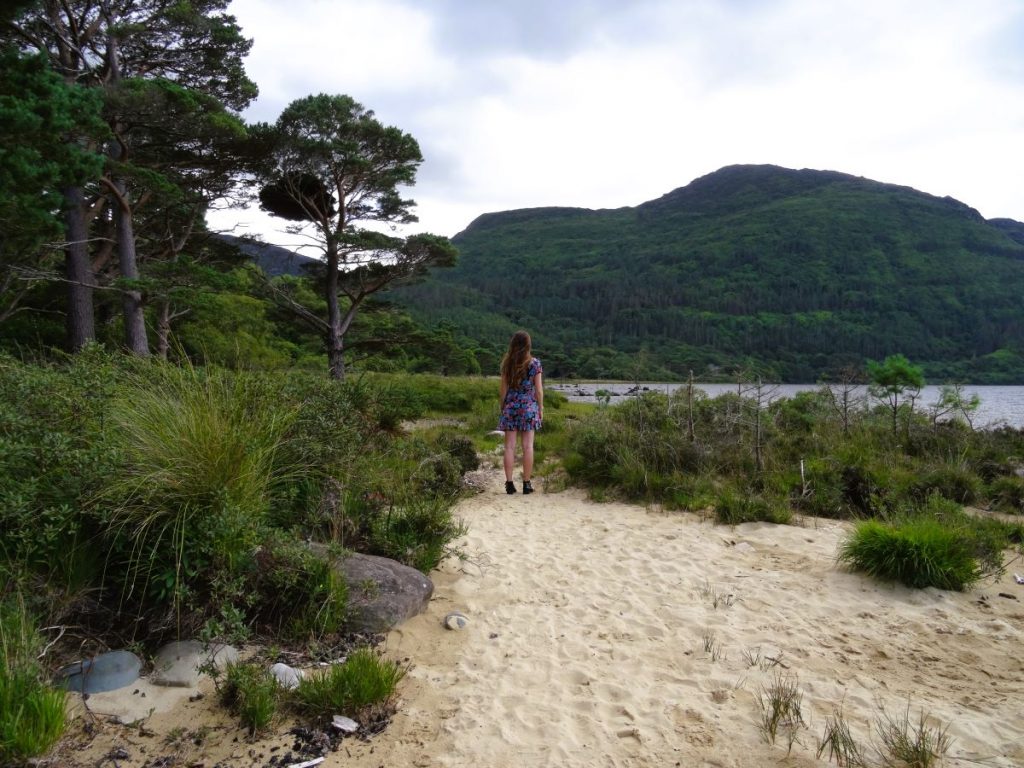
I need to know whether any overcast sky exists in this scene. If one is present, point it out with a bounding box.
[209,0,1024,247]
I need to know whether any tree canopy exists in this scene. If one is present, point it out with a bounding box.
[254,94,457,378]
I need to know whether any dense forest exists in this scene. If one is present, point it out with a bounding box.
[392,165,1024,383]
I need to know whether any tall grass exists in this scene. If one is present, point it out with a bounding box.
[99,363,298,620]
[0,596,66,763]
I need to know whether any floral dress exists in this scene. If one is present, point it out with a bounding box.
[499,357,543,431]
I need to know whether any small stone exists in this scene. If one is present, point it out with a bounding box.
[270,662,303,690]
[444,611,469,630]
[332,715,359,733]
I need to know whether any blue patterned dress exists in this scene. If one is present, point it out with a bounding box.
[499,357,543,431]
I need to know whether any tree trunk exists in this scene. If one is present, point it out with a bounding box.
[62,185,95,350]
[155,299,171,360]
[113,177,149,355]
[325,241,345,379]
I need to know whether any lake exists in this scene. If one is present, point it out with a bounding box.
[549,381,1024,429]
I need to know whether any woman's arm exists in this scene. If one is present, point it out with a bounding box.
[534,372,543,417]
[500,379,508,405]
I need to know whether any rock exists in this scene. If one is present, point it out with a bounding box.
[151,641,238,687]
[309,546,434,633]
[270,662,303,689]
[444,611,469,630]
[331,714,359,733]
[57,650,142,694]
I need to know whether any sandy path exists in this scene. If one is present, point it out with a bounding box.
[358,472,1024,768]
[57,472,1024,767]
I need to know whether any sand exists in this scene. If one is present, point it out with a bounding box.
[55,468,1024,767]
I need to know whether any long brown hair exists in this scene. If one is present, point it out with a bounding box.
[500,330,532,390]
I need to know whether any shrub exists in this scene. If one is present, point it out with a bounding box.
[0,349,118,579]
[0,597,67,763]
[291,647,407,722]
[910,464,982,505]
[714,488,792,525]
[414,452,464,497]
[987,475,1024,513]
[437,433,480,474]
[249,533,348,639]
[367,496,467,573]
[838,518,982,590]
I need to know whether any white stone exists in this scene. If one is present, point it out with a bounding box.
[270,662,303,690]
[332,714,359,733]
[444,611,469,630]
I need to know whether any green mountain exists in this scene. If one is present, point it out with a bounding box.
[391,164,1024,383]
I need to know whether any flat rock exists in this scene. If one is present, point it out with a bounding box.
[57,650,142,694]
[309,545,434,633]
[151,641,238,687]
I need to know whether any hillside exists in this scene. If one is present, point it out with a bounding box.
[391,165,1024,383]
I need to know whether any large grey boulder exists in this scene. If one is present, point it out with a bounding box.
[309,545,434,633]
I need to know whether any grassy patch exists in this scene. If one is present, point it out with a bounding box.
[838,517,982,590]
[219,662,281,735]
[0,596,67,763]
[291,648,408,722]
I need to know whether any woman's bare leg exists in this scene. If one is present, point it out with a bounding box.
[522,430,535,481]
[503,430,518,481]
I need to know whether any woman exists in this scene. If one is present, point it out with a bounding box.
[498,330,544,494]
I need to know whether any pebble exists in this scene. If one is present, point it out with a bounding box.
[444,611,469,630]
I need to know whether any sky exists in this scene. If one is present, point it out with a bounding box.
[208,0,1024,249]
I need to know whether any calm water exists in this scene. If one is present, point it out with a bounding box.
[549,381,1024,429]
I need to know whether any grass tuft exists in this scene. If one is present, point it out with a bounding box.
[874,704,951,767]
[816,704,868,767]
[757,672,805,753]
[291,648,408,723]
[218,661,280,734]
[838,517,982,590]
[0,597,67,763]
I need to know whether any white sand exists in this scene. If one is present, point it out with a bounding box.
[361,472,1024,768]
[58,471,1024,767]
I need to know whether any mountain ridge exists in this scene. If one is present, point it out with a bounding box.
[392,164,1024,383]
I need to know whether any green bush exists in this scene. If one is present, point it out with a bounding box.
[437,433,480,474]
[367,496,467,573]
[292,647,407,722]
[714,488,792,525]
[987,475,1024,514]
[911,464,983,505]
[838,518,982,590]
[249,533,348,639]
[0,597,66,763]
[0,349,119,579]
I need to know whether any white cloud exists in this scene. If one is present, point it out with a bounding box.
[212,0,1024,242]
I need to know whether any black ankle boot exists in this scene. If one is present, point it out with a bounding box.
[505,480,516,494]
[522,480,534,495]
